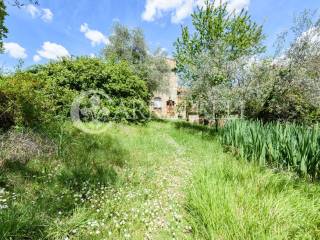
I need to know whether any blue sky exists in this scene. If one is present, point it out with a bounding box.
[1,0,319,68]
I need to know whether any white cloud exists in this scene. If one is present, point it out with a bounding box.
[25,4,53,22]
[171,0,194,24]
[226,0,250,13]
[37,42,70,60]
[142,0,189,22]
[4,42,27,59]
[142,0,250,23]
[33,54,41,62]
[41,8,53,22]
[25,4,40,18]
[80,23,109,46]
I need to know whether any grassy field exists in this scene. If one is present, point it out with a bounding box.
[1,121,320,239]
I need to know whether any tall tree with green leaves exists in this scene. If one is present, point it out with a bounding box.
[174,0,265,120]
[0,0,8,52]
[104,23,170,95]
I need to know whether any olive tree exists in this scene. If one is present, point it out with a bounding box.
[241,10,320,123]
[104,23,170,94]
[174,0,265,121]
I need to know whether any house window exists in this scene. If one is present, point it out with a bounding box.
[153,97,162,109]
[166,99,175,106]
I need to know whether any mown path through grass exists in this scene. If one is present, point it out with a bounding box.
[48,121,198,240]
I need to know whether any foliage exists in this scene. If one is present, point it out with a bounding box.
[0,72,56,129]
[174,0,264,87]
[175,4,320,123]
[187,140,320,239]
[104,23,147,64]
[236,60,319,123]
[104,23,171,93]
[174,0,265,121]
[221,120,320,180]
[239,11,320,123]
[0,0,8,52]
[29,57,150,123]
[0,57,150,130]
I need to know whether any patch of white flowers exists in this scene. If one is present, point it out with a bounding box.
[0,188,8,210]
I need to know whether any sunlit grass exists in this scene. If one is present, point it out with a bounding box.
[0,121,192,239]
[1,121,320,239]
[186,140,320,240]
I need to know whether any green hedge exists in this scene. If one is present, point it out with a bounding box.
[0,57,150,130]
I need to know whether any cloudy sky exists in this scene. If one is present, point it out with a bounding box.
[1,0,319,68]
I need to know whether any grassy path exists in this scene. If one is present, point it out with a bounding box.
[56,121,196,239]
[2,121,320,239]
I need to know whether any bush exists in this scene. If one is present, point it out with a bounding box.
[0,57,150,130]
[29,57,150,122]
[0,72,56,129]
[243,64,320,123]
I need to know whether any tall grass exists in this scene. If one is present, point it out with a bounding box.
[187,143,320,240]
[174,122,320,239]
[221,120,320,180]
[0,123,125,239]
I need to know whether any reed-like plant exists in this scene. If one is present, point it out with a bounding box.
[221,120,320,180]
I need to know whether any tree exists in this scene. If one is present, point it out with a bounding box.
[174,0,265,120]
[104,23,147,64]
[103,23,170,94]
[0,0,8,52]
[241,10,320,123]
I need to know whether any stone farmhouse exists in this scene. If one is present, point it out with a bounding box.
[150,59,199,122]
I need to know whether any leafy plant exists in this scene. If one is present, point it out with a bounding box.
[104,23,171,93]
[29,57,150,122]
[0,72,56,129]
[221,120,320,180]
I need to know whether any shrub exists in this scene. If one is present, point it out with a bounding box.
[29,57,150,122]
[243,63,320,123]
[0,57,150,131]
[0,72,56,129]
[0,129,56,166]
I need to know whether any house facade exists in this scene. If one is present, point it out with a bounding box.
[150,59,199,122]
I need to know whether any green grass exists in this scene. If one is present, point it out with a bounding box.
[182,127,320,239]
[1,121,320,239]
[0,123,123,239]
[0,122,193,239]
